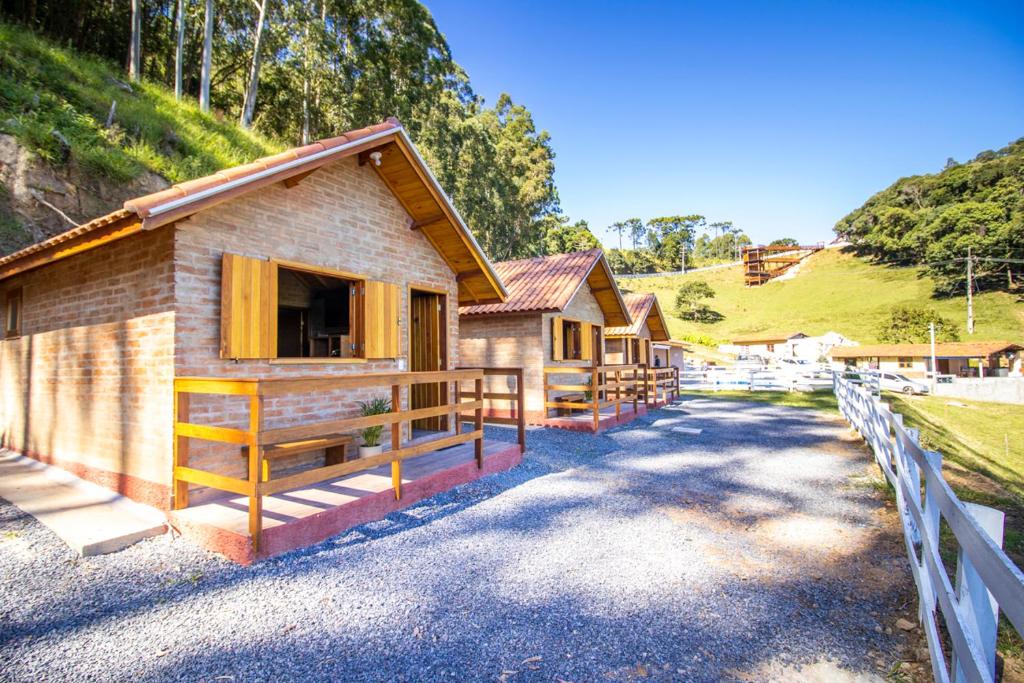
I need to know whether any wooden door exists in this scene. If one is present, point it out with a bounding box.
[410,290,447,431]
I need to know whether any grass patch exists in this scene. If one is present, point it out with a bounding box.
[620,248,1023,347]
[0,21,282,184]
[681,389,840,414]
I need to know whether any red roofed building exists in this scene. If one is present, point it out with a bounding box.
[459,249,636,429]
[0,119,524,562]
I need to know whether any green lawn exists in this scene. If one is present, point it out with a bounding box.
[681,389,840,414]
[885,393,1024,503]
[0,22,282,185]
[620,248,1023,347]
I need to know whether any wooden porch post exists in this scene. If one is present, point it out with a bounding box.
[391,383,401,500]
[632,367,639,414]
[172,389,190,510]
[247,393,264,551]
[515,368,526,454]
[614,368,621,419]
[454,380,463,435]
[591,367,600,432]
[474,377,484,468]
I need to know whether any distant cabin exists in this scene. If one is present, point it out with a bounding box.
[604,292,671,366]
[458,249,632,424]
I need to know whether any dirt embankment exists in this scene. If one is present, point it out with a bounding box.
[0,134,167,254]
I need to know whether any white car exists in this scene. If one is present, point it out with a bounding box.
[879,372,929,395]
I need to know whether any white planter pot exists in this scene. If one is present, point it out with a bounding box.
[358,445,383,458]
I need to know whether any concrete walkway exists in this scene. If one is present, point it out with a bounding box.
[0,450,166,556]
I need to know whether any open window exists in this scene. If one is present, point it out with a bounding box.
[551,316,592,362]
[4,287,21,339]
[220,253,398,360]
[277,266,357,359]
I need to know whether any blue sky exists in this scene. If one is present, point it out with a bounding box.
[425,0,1024,248]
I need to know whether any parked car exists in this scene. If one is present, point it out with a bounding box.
[879,372,929,395]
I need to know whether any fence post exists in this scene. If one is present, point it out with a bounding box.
[920,450,942,622]
[952,503,1005,683]
[515,368,526,454]
[474,377,484,467]
[591,367,601,432]
[632,367,639,414]
[391,383,402,500]
[172,388,190,510]
[247,393,264,551]
[614,369,622,419]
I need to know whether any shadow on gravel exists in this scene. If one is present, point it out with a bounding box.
[1,399,916,682]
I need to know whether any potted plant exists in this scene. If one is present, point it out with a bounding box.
[356,396,392,458]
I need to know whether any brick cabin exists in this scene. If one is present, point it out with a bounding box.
[0,119,516,559]
[458,249,633,425]
[604,292,670,366]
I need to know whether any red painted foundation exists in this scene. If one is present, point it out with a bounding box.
[170,443,524,565]
[540,403,648,433]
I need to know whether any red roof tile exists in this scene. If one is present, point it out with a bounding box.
[605,292,669,340]
[459,249,606,316]
[830,342,1022,359]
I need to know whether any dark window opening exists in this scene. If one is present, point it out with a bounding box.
[4,287,22,339]
[562,319,582,360]
[276,267,356,358]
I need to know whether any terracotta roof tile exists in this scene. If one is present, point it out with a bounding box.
[606,292,665,338]
[830,342,1022,359]
[123,118,402,218]
[459,249,605,315]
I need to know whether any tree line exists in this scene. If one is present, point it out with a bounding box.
[835,137,1024,296]
[605,215,750,274]
[0,0,562,260]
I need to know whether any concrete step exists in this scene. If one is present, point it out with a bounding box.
[0,451,167,556]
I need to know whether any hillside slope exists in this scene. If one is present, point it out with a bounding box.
[620,248,1024,346]
[0,22,281,251]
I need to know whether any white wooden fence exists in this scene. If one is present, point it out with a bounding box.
[833,373,1024,682]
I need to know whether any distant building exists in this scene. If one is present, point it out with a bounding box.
[723,332,807,358]
[784,332,857,362]
[828,342,1024,378]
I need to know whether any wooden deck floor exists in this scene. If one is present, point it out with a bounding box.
[175,439,512,535]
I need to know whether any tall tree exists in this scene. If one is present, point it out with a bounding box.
[128,0,142,81]
[626,218,645,250]
[174,0,186,99]
[199,0,213,113]
[609,221,627,250]
[240,0,269,128]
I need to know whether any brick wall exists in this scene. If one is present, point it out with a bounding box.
[174,157,460,489]
[0,228,175,507]
[458,313,543,415]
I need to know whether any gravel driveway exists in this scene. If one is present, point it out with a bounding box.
[0,398,920,682]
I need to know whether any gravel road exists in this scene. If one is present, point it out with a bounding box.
[0,398,921,682]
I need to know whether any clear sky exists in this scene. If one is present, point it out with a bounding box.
[424,0,1024,248]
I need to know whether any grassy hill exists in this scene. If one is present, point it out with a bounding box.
[0,22,281,188]
[619,248,1024,347]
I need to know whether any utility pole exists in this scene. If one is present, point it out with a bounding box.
[929,322,937,390]
[680,243,687,274]
[967,247,975,335]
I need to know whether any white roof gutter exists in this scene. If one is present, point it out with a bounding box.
[144,126,401,218]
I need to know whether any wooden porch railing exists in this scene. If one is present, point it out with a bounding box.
[542,364,640,432]
[641,366,680,405]
[172,369,493,551]
[455,367,526,454]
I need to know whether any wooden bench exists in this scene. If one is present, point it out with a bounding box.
[553,392,588,416]
[244,433,354,482]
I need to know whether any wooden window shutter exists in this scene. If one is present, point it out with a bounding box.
[551,316,563,361]
[364,280,400,358]
[639,338,649,364]
[220,253,277,359]
[580,322,592,361]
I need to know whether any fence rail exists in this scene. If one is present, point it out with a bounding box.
[833,373,1024,682]
[543,364,641,432]
[455,366,526,452]
[173,368,526,551]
